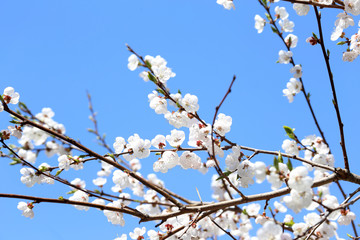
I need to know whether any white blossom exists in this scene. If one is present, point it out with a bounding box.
[17,202,34,219]
[254,14,266,33]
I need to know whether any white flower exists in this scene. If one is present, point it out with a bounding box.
[283,189,313,213]
[8,125,22,139]
[335,12,354,29]
[214,113,232,136]
[254,161,267,183]
[70,156,84,170]
[290,65,302,78]
[278,50,293,64]
[113,137,126,154]
[3,87,20,104]
[129,227,146,240]
[68,191,89,211]
[20,167,39,187]
[139,71,149,82]
[275,6,289,20]
[237,160,255,188]
[338,211,356,225]
[216,0,235,10]
[285,34,298,48]
[71,178,86,189]
[18,149,36,164]
[282,139,299,156]
[292,222,307,236]
[166,129,185,147]
[275,201,287,213]
[279,18,294,32]
[344,0,360,15]
[148,91,168,114]
[293,3,310,16]
[179,151,202,169]
[104,200,125,226]
[254,14,266,33]
[181,93,199,113]
[151,135,166,149]
[126,134,151,159]
[343,51,358,62]
[58,155,71,170]
[288,166,313,192]
[225,145,241,171]
[37,163,54,185]
[93,177,107,187]
[152,65,176,84]
[257,221,282,240]
[331,26,343,41]
[283,78,302,103]
[128,54,140,71]
[17,202,34,219]
[243,203,260,216]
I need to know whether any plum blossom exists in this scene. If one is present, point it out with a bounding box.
[282,139,299,156]
[181,93,199,113]
[279,18,294,32]
[20,167,39,187]
[151,134,166,149]
[113,137,126,154]
[214,113,232,136]
[153,151,179,173]
[71,178,86,189]
[17,202,34,219]
[275,6,289,20]
[18,149,36,164]
[338,210,356,225]
[290,65,302,78]
[254,14,266,33]
[293,3,310,16]
[343,50,358,62]
[3,87,20,104]
[93,177,107,187]
[225,145,241,171]
[254,161,267,183]
[216,0,235,10]
[257,221,282,240]
[179,151,202,169]
[8,125,22,139]
[283,78,302,103]
[148,91,168,114]
[129,227,146,240]
[126,134,151,159]
[237,160,255,188]
[128,54,139,71]
[69,190,89,211]
[288,166,313,192]
[283,189,313,213]
[278,50,293,64]
[103,200,126,226]
[166,129,185,147]
[284,34,298,48]
[344,0,360,15]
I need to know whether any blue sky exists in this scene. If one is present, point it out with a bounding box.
[0,1,359,239]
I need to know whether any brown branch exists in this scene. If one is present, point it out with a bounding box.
[0,193,147,219]
[313,6,350,172]
[281,0,344,9]
[1,104,185,207]
[141,173,338,222]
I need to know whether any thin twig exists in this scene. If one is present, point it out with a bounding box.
[313,6,349,172]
